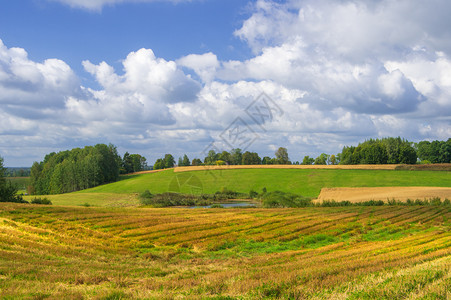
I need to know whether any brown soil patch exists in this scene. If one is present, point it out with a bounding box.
[316,187,451,203]
[126,169,168,175]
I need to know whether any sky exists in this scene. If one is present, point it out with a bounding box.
[1,0,451,166]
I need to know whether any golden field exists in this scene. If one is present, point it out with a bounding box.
[0,203,449,299]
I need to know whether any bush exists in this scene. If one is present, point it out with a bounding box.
[249,190,258,199]
[260,191,312,208]
[0,182,28,203]
[30,197,52,205]
[210,204,224,208]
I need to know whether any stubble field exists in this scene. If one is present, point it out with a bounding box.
[0,203,449,299]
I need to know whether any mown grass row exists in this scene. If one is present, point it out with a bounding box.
[0,203,449,298]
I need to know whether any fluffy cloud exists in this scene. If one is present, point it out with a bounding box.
[2,0,451,166]
[0,39,79,111]
[65,48,201,130]
[178,53,219,83]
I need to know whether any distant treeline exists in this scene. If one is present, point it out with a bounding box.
[339,137,417,164]
[340,137,451,165]
[29,144,122,195]
[5,167,31,177]
[153,137,451,169]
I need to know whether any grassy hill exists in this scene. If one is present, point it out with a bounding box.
[92,168,451,196]
[26,167,451,206]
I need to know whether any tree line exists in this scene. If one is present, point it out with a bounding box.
[4,167,31,177]
[154,137,450,169]
[3,137,450,197]
[0,157,24,202]
[29,144,148,195]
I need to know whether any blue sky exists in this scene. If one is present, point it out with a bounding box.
[0,0,252,85]
[1,0,451,166]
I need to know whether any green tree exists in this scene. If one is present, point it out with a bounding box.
[181,154,190,166]
[133,154,147,171]
[29,144,121,195]
[153,158,164,170]
[439,139,451,163]
[275,147,289,164]
[204,150,218,165]
[360,143,388,164]
[164,154,175,168]
[218,151,231,165]
[399,143,417,164]
[242,151,261,165]
[0,156,23,203]
[262,156,272,164]
[191,158,202,166]
[122,152,133,174]
[0,157,5,186]
[330,154,337,165]
[314,153,329,165]
[230,148,242,165]
[302,156,314,165]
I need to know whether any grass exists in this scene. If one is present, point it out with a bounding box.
[84,168,450,196]
[21,168,451,206]
[0,203,449,298]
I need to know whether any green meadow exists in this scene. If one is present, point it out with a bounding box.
[82,168,450,198]
[23,168,451,207]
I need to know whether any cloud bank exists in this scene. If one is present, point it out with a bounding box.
[2,0,451,165]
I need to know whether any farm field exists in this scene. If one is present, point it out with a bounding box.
[317,187,451,202]
[0,203,449,299]
[39,167,450,207]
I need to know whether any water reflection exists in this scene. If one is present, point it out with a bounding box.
[189,202,256,209]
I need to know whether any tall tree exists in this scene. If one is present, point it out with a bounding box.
[275,147,289,164]
[0,157,5,186]
[191,158,202,166]
[182,154,190,166]
[218,151,231,165]
[204,150,218,165]
[314,153,329,165]
[164,154,175,168]
[302,156,314,165]
[230,148,243,165]
[0,156,22,203]
[29,144,121,195]
[122,152,133,174]
[242,151,261,165]
[262,156,272,164]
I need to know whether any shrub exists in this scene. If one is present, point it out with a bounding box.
[249,189,258,199]
[30,197,52,205]
[260,191,312,208]
[210,204,224,208]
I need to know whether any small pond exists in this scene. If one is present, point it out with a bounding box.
[189,202,256,209]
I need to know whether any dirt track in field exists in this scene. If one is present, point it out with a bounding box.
[316,187,451,202]
[174,164,399,172]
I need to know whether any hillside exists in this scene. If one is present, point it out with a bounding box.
[26,166,451,207]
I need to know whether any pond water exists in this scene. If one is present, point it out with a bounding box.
[189,202,256,209]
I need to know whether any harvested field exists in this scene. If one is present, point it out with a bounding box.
[0,204,449,298]
[317,186,451,202]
